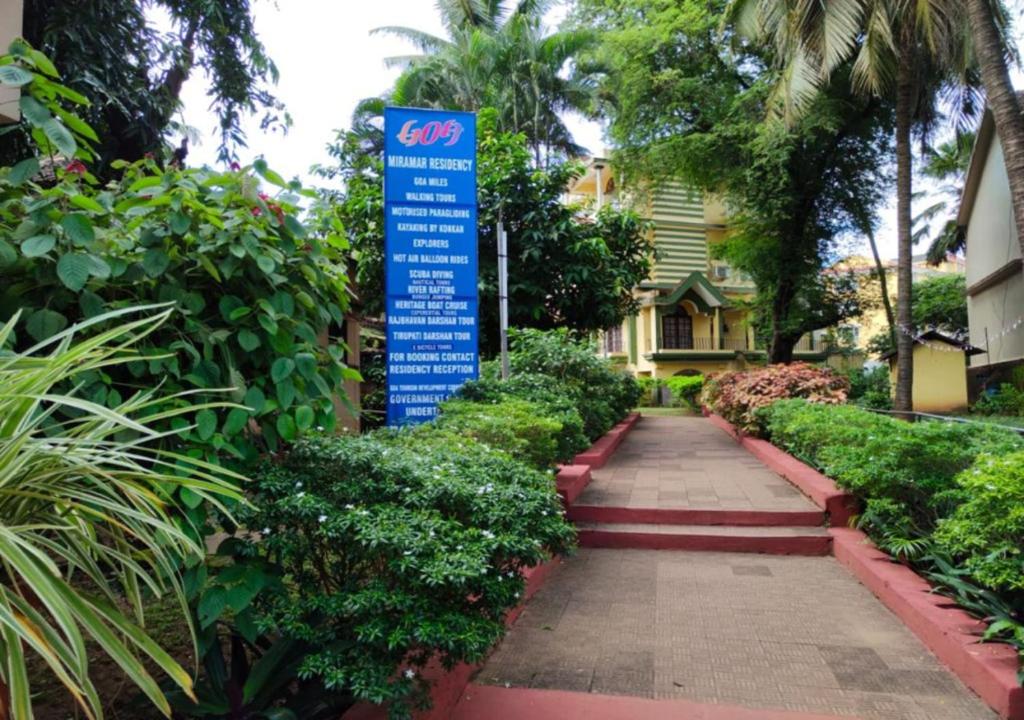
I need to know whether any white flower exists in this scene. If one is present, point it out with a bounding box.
[262,527,271,535]
[404,669,416,680]
[318,514,328,523]
[482,530,495,539]
[344,504,355,510]
[296,491,305,498]
[295,481,303,489]
[317,425,325,432]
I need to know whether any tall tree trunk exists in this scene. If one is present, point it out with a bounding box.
[768,278,797,364]
[894,39,915,413]
[866,225,897,349]
[965,0,1024,259]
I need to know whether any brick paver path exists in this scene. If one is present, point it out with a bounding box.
[475,414,996,720]
[577,415,817,511]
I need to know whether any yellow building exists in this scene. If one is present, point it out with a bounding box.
[833,254,966,357]
[881,332,980,412]
[569,159,834,379]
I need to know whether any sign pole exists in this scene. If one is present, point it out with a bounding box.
[498,215,510,380]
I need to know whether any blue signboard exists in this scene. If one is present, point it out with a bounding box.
[384,107,478,425]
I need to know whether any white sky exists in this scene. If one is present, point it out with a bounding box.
[172,0,1024,263]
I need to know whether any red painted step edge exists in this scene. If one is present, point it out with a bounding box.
[573,413,641,468]
[342,559,560,720]
[830,527,1023,720]
[454,684,852,720]
[555,464,591,506]
[577,529,831,555]
[568,505,824,527]
[705,412,857,526]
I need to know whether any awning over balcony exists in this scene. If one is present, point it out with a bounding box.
[654,271,728,313]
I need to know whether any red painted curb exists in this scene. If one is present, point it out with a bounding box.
[555,464,591,506]
[577,529,831,555]
[830,528,1023,719]
[453,684,851,720]
[567,505,825,527]
[342,559,561,720]
[706,413,857,527]
[573,413,640,468]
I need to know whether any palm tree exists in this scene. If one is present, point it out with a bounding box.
[912,134,974,264]
[725,0,976,413]
[374,0,599,163]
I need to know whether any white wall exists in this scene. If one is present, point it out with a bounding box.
[966,138,1020,285]
[966,136,1024,367]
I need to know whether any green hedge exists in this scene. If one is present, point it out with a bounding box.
[759,400,1024,677]
[760,400,1022,538]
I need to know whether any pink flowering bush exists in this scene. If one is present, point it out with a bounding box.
[701,362,849,434]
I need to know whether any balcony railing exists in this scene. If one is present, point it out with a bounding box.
[653,335,834,354]
[660,336,754,351]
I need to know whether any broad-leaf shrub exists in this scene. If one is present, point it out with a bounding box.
[935,452,1024,594]
[663,375,703,409]
[455,371,590,459]
[761,400,1023,537]
[507,328,641,438]
[436,397,565,468]
[845,365,892,410]
[635,376,661,406]
[702,362,848,433]
[973,384,1024,417]
[207,430,574,719]
[0,155,353,462]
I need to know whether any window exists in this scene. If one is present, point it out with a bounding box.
[662,309,693,349]
[604,325,624,353]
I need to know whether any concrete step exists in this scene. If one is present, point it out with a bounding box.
[567,505,825,527]
[575,522,832,555]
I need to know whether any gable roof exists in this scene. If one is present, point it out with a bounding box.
[957,103,1006,228]
[880,330,983,361]
[655,271,728,309]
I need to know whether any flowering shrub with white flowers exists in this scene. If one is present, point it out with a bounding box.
[195,428,575,718]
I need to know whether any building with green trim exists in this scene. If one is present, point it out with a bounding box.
[568,159,832,379]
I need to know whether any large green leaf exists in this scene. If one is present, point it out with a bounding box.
[56,253,92,291]
[7,157,39,186]
[275,413,297,442]
[142,248,171,278]
[0,65,33,86]
[42,118,77,157]
[60,214,95,246]
[196,409,218,441]
[20,234,55,257]
[18,95,51,126]
[270,357,294,383]
[25,309,68,342]
[237,329,261,351]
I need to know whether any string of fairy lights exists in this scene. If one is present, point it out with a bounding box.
[890,314,1024,354]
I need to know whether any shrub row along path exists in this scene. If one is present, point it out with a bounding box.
[461,414,996,720]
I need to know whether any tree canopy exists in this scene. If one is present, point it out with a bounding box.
[375,0,599,164]
[574,0,893,362]
[5,0,283,173]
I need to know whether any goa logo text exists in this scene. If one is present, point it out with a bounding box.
[396,119,464,148]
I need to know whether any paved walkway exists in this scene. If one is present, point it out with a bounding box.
[577,416,817,511]
[471,414,996,720]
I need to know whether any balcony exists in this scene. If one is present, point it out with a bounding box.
[645,334,834,359]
